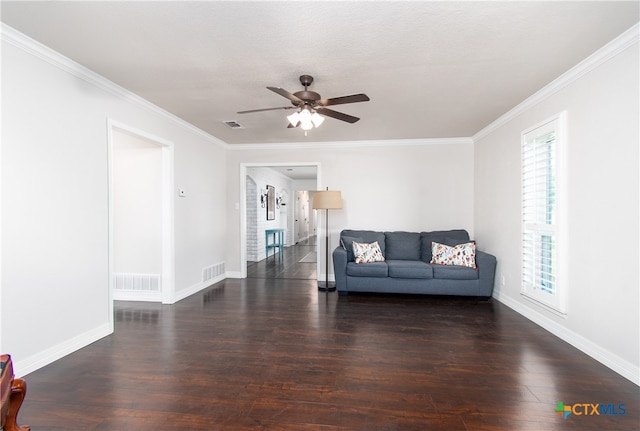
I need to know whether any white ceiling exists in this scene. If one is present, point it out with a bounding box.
[2,1,638,145]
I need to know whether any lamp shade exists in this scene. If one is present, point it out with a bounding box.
[287,111,300,127]
[311,112,325,127]
[312,190,343,210]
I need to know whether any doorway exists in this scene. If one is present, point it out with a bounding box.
[294,190,311,244]
[108,121,174,329]
[240,163,319,280]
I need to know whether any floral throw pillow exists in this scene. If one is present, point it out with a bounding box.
[431,241,477,269]
[352,241,385,264]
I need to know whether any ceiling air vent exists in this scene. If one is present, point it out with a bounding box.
[223,120,244,129]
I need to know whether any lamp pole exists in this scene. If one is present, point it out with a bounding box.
[323,205,330,291]
[312,188,342,292]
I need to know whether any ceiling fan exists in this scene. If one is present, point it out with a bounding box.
[237,74,370,129]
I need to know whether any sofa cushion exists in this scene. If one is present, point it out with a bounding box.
[431,241,476,268]
[387,260,433,279]
[420,229,470,263]
[346,261,388,278]
[432,264,479,280]
[384,231,421,261]
[341,230,386,255]
[340,235,362,262]
[445,236,474,246]
[353,241,385,264]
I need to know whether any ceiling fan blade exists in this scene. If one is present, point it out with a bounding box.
[318,93,370,107]
[287,121,300,129]
[237,106,294,114]
[267,86,303,104]
[316,107,360,124]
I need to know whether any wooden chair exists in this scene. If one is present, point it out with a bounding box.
[1,355,30,431]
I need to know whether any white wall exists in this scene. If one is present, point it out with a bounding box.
[474,29,639,383]
[226,141,475,279]
[1,26,227,376]
[113,129,163,274]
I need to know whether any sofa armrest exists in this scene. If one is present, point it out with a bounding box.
[476,250,497,298]
[332,246,348,291]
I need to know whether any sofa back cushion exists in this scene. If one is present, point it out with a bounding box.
[340,230,386,261]
[384,231,421,260]
[420,229,470,263]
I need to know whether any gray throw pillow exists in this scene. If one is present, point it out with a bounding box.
[340,236,362,261]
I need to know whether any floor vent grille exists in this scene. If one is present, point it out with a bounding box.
[202,262,225,282]
[113,273,161,292]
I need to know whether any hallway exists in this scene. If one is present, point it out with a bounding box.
[247,236,317,280]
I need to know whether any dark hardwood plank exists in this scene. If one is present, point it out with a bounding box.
[16,277,639,430]
[247,237,317,280]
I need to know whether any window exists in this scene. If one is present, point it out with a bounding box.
[521,113,565,313]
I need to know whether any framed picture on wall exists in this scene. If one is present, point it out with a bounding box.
[266,185,275,220]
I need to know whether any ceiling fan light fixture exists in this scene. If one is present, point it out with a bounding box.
[311,112,325,128]
[287,111,300,127]
[300,119,314,131]
[298,107,314,130]
[299,108,312,122]
[238,75,369,132]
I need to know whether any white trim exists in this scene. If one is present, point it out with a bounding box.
[172,275,226,303]
[239,162,321,279]
[161,140,176,305]
[0,23,227,149]
[13,323,112,378]
[113,291,163,302]
[474,23,639,141]
[493,292,639,386]
[225,271,244,279]
[0,51,3,350]
[520,112,567,314]
[107,120,176,316]
[228,137,473,151]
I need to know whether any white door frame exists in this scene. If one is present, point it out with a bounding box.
[239,162,320,278]
[107,119,175,329]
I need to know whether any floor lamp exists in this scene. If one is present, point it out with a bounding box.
[312,188,343,291]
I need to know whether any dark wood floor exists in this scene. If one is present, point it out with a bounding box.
[16,244,639,430]
[247,237,317,280]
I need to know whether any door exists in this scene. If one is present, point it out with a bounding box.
[294,190,310,243]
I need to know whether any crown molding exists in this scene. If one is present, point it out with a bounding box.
[474,22,640,142]
[1,23,228,149]
[2,23,469,152]
[9,18,634,151]
[225,137,473,151]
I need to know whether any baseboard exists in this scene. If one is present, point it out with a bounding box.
[113,290,162,302]
[226,271,244,279]
[494,292,640,386]
[172,273,226,303]
[14,322,112,378]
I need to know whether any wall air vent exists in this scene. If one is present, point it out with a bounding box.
[223,120,244,129]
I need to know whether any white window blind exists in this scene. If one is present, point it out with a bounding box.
[521,114,565,312]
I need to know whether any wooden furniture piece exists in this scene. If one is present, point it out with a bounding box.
[1,355,30,431]
[265,228,285,259]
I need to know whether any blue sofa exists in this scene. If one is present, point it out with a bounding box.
[333,229,497,298]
